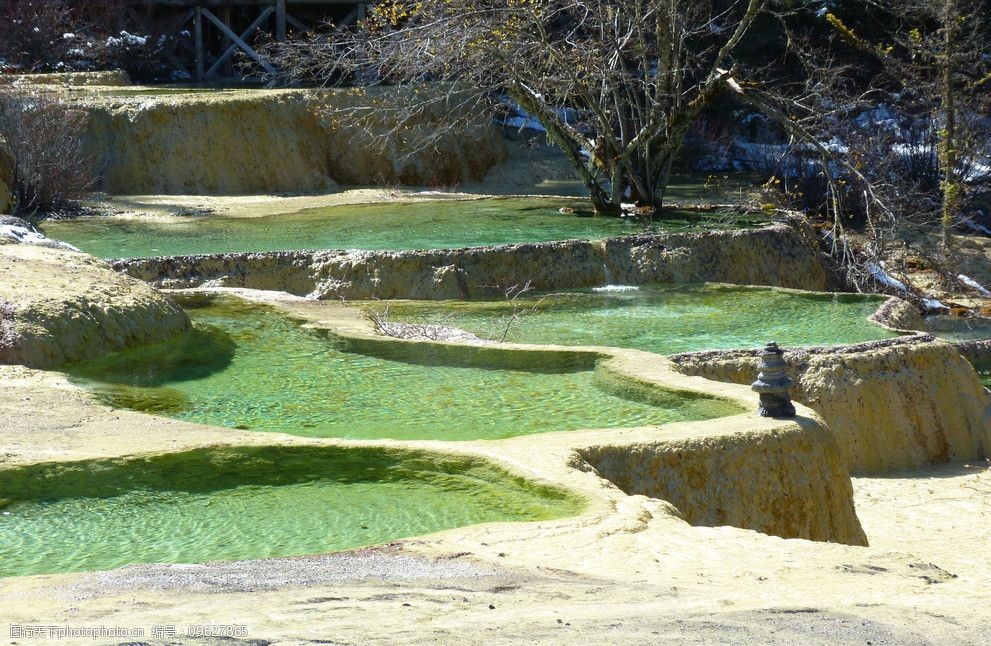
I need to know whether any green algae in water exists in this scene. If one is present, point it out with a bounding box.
[942,315,991,383]
[0,446,583,577]
[42,199,764,259]
[926,318,991,389]
[383,284,898,355]
[926,315,991,343]
[64,297,740,441]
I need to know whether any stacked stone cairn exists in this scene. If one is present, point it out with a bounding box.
[751,342,796,418]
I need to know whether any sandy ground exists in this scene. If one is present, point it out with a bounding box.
[81,140,753,221]
[82,188,482,220]
[853,462,991,580]
[0,403,988,645]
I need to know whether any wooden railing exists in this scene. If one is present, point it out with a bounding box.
[127,1,370,81]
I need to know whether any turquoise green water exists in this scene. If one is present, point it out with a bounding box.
[923,317,991,385]
[382,284,898,354]
[42,199,764,259]
[64,297,739,441]
[926,316,991,343]
[0,446,582,577]
[76,85,258,96]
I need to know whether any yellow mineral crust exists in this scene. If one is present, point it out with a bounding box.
[578,424,866,545]
[0,243,189,368]
[672,338,991,473]
[44,86,508,194]
[869,295,927,331]
[114,222,832,298]
[0,70,132,87]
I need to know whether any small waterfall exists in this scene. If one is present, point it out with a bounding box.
[594,263,640,292]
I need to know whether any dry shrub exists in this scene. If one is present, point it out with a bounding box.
[0,90,96,215]
[0,0,182,81]
[0,0,79,73]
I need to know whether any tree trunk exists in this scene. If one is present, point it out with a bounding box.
[940,0,960,254]
[589,183,622,215]
[609,162,624,206]
[651,150,679,216]
[508,86,623,216]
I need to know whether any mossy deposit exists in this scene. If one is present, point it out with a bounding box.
[0,243,189,368]
[59,87,507,194]
[114,222,832,299]
[672,337,991,473]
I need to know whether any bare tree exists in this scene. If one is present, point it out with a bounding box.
[270,0,815,215]
[0,88,97,216]
[824,1,991,259]
[726,1,991,294]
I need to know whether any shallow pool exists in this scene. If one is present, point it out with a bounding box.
[926,315,991,343]
[381,284,898,354]
[42,199,764,259]
[64,297,740,441]
[0,446,582,577]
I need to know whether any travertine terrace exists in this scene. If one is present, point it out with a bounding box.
[1,73,989,645]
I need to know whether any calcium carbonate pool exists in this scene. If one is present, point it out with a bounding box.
[0,446,582,577]
[34,282,894,578]
[63,296,740,441]
[378,283,899,355]
[42,199,764,259]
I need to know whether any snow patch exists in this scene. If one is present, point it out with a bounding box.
[957,274,991,297]
[921,298,950,313]
[866,262,909,293]
[0,221,80,251]
[106,31,148,48]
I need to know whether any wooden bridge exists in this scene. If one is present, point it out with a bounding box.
[123,1,371,81]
